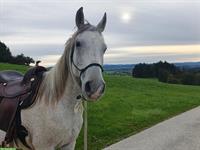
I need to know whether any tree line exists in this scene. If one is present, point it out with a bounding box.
[0,41,34,66]
[132,61,200,86]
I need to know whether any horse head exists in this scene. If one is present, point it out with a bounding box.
[70,7,107,101]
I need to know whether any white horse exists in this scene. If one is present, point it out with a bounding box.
[0,7,107,150]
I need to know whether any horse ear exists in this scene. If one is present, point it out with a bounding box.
[76,7,84,29]
[97,13,107,32]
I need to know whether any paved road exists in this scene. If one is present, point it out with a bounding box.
[104,106,200,150]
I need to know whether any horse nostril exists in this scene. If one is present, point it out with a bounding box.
[85,81,92,94]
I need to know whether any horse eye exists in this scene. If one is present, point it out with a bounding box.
[76,41,81,47]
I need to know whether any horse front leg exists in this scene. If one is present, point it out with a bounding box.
[60,141,76,150]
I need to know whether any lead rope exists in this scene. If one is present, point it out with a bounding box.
[83,100,88,150]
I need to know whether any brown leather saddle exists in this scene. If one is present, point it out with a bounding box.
[0,66,47,148]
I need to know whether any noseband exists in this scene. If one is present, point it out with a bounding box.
[70,43,104,85]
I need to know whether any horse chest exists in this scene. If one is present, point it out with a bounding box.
[21,101,83,147]
[45,110,83,146]
[50,105,83,140]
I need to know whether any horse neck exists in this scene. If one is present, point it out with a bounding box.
[41,55,81,106]
[61,74,82,106]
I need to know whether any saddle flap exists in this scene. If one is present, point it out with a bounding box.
[0,97,20,131]
[0,79,31,98]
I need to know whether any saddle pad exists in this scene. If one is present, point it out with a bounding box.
[0,79,31,98]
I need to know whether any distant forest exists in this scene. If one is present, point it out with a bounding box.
[132,61,200,86]
[0,41,34,66]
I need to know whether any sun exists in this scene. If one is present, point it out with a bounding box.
[121,12,132,23]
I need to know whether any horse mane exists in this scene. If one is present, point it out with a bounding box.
[36,24,96,105]
[36,38,73,105]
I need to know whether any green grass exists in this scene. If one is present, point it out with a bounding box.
[75,75,200,149]
[0,63,29,74]
[1,63,200,150]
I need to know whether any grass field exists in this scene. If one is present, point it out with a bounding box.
[0,63,29,74]
[1,63,200,150]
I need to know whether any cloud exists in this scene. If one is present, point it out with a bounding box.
[36,44,200,66]
[38,54,61,66]
[0,0,200,64]
[102,44,200,64]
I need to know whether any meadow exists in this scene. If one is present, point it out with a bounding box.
[0,63,29,74]
[1,63,200,150]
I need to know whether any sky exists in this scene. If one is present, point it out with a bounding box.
[0,0,200,66]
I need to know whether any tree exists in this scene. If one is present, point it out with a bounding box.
[158,69,170,82]
[194,73,200,85]
[0,41,35,66]
[0,41,12,62]
[25,56,35,66]
[132,61,200,86]
[132,63,155,78]
[181,72,195,85]
[132,61,178,79]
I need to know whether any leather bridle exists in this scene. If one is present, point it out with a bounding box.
[70,42,104,87]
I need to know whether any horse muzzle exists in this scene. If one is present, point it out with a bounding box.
[83,80,105,101]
